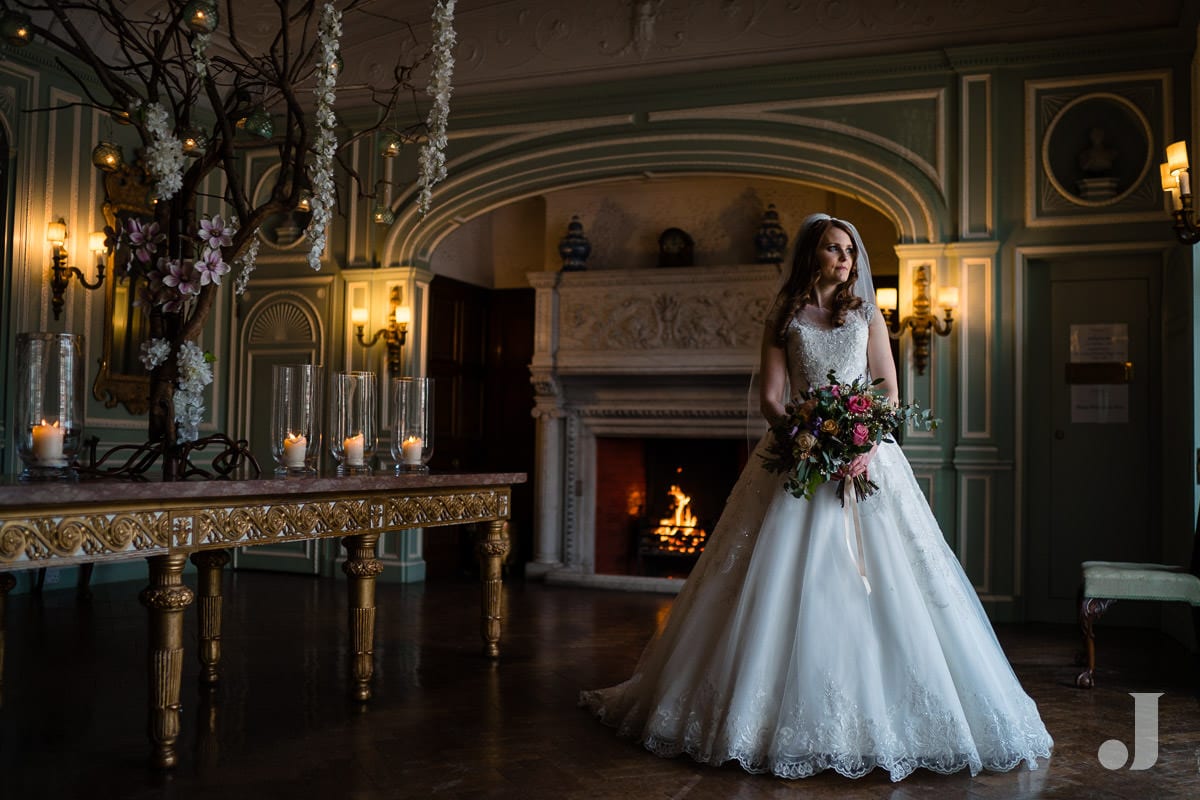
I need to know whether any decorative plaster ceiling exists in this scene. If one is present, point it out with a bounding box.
[25,0,1188,105]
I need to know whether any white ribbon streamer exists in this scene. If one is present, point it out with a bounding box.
[842,481,872,594]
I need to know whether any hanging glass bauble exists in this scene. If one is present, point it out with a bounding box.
[183,0,219,33]
[91,141,123,173]
[0,12,32,47]
[239,107,273,139]
[372,204,395,226]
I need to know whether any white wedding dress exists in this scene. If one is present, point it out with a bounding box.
[580,303,1053,781]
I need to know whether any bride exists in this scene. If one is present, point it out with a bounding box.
[580,213,1053,781]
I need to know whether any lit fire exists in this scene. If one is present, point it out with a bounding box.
[651,484,707,555]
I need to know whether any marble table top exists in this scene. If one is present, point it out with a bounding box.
[0,471,527,508]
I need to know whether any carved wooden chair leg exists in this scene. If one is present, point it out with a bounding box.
[1076,595,1116,689]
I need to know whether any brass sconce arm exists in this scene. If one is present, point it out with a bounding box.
[47,220,108,320]
[1161,142,1200,245]
[878,265,956,376]
[352,287,410,375]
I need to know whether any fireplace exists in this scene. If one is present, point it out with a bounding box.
[594,437,745,578]
[527,263,781,591]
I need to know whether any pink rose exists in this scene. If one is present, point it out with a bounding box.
[847,394,871,414]
[851,423,870,446]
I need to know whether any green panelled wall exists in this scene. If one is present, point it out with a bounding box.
[0,21,1197,638]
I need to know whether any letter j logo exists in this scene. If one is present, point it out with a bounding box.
[1098,692,1163,770]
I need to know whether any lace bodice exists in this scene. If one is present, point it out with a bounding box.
[783,303,874,391]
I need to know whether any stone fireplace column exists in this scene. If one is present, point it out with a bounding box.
[531,400,566,572]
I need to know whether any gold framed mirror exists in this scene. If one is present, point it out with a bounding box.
[92,164,156,415]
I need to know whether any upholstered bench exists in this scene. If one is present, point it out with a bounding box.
[1076,560,1200,688]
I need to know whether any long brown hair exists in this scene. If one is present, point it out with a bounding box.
[773,216,863,344]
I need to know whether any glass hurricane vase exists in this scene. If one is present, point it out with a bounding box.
[330,371,377,475]
[15,332,84,481]
[271,364,321,477]
[391,377,434,474]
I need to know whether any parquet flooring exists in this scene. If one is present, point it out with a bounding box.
[1,572,1198,798]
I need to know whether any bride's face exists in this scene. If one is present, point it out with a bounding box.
[815,226,855,289]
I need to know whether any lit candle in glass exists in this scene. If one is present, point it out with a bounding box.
[401,435,423,465]
[282,432,307,468]
[31,420,65,464]
[343,433,365,467]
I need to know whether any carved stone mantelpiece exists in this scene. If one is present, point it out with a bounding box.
[531,264,781,376]
[526,264,779,586]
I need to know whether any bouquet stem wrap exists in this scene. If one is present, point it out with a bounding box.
[842,479,871,594]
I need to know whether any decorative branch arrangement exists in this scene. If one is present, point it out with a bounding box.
[0,0,456,478]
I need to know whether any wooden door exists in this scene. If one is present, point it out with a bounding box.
[1025,256,1160,623]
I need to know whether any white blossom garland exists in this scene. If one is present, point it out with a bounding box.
[305,2,342,271]
[175,340,214,443]
[234,232,261,296]
[191,32,212,78]
[143,102,186,201]
[139,338,171,371]
[416,0,457,216]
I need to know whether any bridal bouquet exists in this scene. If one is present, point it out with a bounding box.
[761,371,938,503]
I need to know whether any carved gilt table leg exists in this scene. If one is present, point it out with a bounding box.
[477,520,511,658]
[140,554,195,769]
[0,573,16,708]
[342,533,383,702]
[190,550,230,685]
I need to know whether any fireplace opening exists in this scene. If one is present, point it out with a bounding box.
[595,437,748,578]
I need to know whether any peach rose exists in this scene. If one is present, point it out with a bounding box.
[821,419,838,435]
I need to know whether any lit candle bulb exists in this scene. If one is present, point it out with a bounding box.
[282,432,307,468]
[401,435,423,465]
[31,419,66,465]
[343,433,365,467]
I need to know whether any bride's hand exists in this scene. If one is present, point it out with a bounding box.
[838,445,878,479]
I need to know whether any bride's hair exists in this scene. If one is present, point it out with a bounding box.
[773,216,863,344]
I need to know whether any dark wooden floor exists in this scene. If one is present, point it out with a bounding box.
[1,571,1198,799]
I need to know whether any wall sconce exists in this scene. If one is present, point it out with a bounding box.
[1160,141,1200,244]
[47,219,108,320]
[352,287,409,375]
[876,265,957,376]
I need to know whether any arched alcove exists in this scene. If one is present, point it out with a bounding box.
[381,117,950,270]
[425,175,901,289]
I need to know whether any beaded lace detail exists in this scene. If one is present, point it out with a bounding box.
[785,303,874,391]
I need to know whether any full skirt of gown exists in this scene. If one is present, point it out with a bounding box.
[579,436,1054,781]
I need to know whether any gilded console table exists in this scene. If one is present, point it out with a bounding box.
[0,472,523,768]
